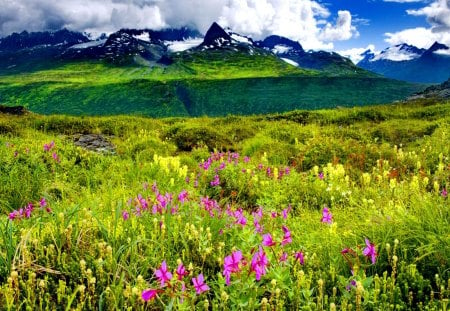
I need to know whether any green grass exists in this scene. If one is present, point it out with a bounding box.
[0,54,425,117]
[0,99,449,309]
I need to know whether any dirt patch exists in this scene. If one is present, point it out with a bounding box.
[73,134,115,153]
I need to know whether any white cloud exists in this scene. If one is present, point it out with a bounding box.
[384,0,450,48]
[406,0,450,32]
[320,10,359,41]
[0,0,359,50]
[385,27,450,48]
[338,44,377,64]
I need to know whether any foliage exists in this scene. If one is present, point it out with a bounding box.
[0,100,449,310]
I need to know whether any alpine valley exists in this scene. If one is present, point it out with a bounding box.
[0,22,442,117]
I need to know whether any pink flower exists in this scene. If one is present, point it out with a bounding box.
[223,250,243,286]
[262,233,276,247]
[282,205,291,219]
[210,174,220,187]
[141,289,158,301]
[52,152,60,163]
[363,238,377,264]
[279,252,288,263]
[251,246,269,281]
[155,260,172,287]
[43,141,55,152]
[318,172,324,180]
[122,210,130,221]
[176,263,188,281]
[39,198,47,208]
[295,252,305,265]
[321,207,333,224]
[178,190,189,203]
[281,226,292,246]
[442,188,448,198]
[192,274,209,294]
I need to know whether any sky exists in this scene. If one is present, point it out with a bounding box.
[0,0,449,60]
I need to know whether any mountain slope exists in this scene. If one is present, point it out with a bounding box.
[255,35,369,76]
[358,42,450,83]
[0,23,425,117]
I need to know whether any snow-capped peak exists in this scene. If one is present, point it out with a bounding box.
[372,43,424,62]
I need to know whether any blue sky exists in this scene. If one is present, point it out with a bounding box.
[327,0,431,50]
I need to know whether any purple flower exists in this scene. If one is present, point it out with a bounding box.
[43,141,55,152]
[233,209,247,227]
[39,198,47,208]
[251,246,269,281]
[362,238,377,264]
[192,274,209,294]
[279,252,288,263]
[281,226,292,246]
[244,156,250,163]
[155,260,172,287]
[223,250,243,286]
[122,210,130,221]
[318,172,324,180]
[52,152,60,163]
[282,206,291,220]
[295,251,305,265]
[321,207,333,224]
[262,233,276,247]
[142,289,158,301]
[253,219,263,234]
[442,188,448,198]
[210,174,220,187]
[176,263,188,281]
[178,190,189,203]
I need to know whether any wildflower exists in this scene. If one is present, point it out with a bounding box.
[176,263,188,281]
[233,209,247,227]
[346,280,357,291]
[362,238,377,264]
[178,190,189,203]
[244,156,250,163]
[223,250,243,286]
[210,175,220,187]
[442,188,448,198]
[43,141,55,152]
[122,210,130,221]
[253,219,263,234]
[279,252,288,263]
[271,212,278,218]
[141,289,158,301]
[318,172,324,180]
[295,251,305,265]
[219,162,226,170]
[39,198,47,208]
[155,261,172,287]
[281,226,292,246]
[321,207,333,224]
[282,205,291,219]
[192,274,209,294]
[52,152,60,163]
[251,246,269,281]
[262,233,276,247]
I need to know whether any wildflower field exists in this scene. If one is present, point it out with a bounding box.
[0,99,449,310]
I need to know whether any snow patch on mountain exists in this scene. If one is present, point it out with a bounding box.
[166,38,203,52]
[434,49,450,56]
[133,33,150,42]
[281,58,298,67]
[273,45,293,54]
[372,44,422,62]
[69,39,106,49]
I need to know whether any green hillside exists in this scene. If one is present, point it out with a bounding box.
[0,55,423,117]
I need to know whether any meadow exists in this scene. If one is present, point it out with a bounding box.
[0,99,449,310]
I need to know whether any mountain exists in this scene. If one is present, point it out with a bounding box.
[357,42,450,83]
[0,29,89,52]
[408,77,450,100]
[0,23,424,117]
[255,35,369,76]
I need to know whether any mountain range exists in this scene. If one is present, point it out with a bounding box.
[0,23,434,117]
[357,42,450,83]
